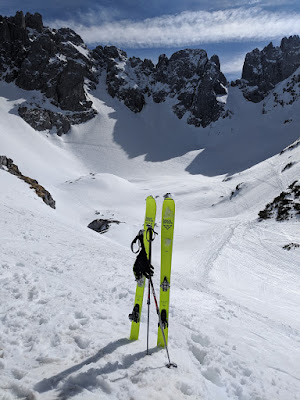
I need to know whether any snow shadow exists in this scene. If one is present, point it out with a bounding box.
[185,125,300,176]
[0,81,42,117]
[55,346,161,399]
[110,107,198,162]
[0,82,31,103]
[92,87,199,162]
[35,338,161,399]
[34,338,130,394]
[94,88,300,176]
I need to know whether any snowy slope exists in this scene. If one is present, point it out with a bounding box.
[187,84,300,176]
[0,76,300,400]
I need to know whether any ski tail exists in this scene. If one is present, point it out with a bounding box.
[129,196,156,340]
[157,196,175,347]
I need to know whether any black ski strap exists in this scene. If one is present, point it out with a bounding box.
[146,225,158,243]
[131,230,144,254]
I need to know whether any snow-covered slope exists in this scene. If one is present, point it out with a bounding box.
[0,73,299,400]
[186,82,300,176]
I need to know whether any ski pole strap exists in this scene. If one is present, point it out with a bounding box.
[146,225,157,243]
[131,230,144,253]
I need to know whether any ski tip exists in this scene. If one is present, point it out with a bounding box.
[146,195,155,200]
[163,193,173,199]
[166,362,178,369]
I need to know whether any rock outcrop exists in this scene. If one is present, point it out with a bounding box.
[88,218,121,233]
[258,180,300,221]
[240,35,300,102]
[0,11,97,134]
[92,46,227,127]
[0,155,56,208]
[18,107,71,136]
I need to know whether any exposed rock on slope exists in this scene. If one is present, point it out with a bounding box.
[262,67,300,113]
[258,180,300,221]
[280,138,300,155]
[18,107,71,136]
[0,155,56,208]
[88,218,121,234]
[283,242,300,251]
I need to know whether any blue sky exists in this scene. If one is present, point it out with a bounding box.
[1,1,300,80]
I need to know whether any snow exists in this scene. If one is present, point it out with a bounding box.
[264,66,300,112]
[50,54,67,63]
[216,95,228,104]
[0,76,300,400]
[187,50,207,68]
[67,42,90,59]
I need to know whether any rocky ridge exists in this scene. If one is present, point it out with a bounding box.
[0,11,227,133]
[93,46,228,127]
[238,36,300,103]
[1,12,300,134]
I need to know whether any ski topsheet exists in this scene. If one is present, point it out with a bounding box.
[129,195,156,340]
[157,196,175,347]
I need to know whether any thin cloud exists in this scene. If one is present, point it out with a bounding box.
[221,54,246,75]
[48,7,300,48]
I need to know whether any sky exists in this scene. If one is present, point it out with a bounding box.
[1,1,300,80]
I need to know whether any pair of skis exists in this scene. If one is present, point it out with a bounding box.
[129,195,176,367]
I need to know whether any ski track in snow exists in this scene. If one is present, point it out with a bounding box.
[173,217,300,400]
[2,173,299,400]
[1,81,300,400]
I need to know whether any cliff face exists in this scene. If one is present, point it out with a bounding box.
[0,11,228,134]
[93,46,227,127]
[0,12,97,134]
[241,35,300,102]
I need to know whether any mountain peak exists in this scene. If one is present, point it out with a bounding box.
[241,35,300,102]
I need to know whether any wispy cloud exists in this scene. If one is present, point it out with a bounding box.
[48,7,300,48]
[221,54,247,75]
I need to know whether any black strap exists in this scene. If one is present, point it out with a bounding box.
[146,225,157,243]
[131,230,144,254]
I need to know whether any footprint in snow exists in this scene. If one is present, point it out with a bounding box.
[69,322,81,331]
[74,311,90,325]
[202,366,223,387]
[74,335,90,349]
[12,369,27,380]
[16,262,25,267]
[12,287,22,299]
[189,343,208,365]
[191,333,211,347]
[28,286,39,301]
[178,381,194,396]
[240,365,252,377]
[74,311,87,319]
[51,334,61,348]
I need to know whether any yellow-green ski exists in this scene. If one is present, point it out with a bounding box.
[129,195,156,341]
[157,196,175,347]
